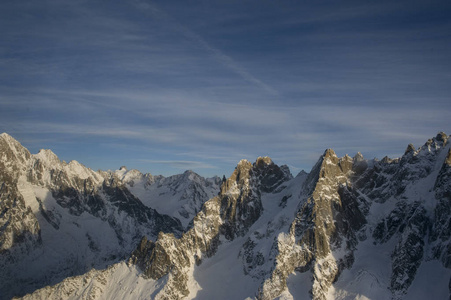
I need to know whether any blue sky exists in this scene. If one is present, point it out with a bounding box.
[1,0,450,177]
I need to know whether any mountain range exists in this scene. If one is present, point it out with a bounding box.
[1,132,450,300]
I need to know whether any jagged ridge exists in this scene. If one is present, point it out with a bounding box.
[128,157,292,299]
[4,132,451,300]
[0,133,219,300]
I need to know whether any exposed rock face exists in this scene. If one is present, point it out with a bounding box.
[258,150,368,300]
[128,133,451,300]
[0,133,217,300]
[4,132,451,300]
[133,132,450,300]
[0,134,41,256]
[129,157,292,299]
[430,147,451,269]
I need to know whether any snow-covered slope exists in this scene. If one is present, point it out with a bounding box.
[4,132,451,300]
[115,167,221,229]
[0,133,218,300]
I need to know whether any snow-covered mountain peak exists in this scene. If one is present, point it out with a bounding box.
[296,169,308,177]
[115,166,127,177]
[237,159,251,168]
[404,143,416,155]
[397,132,450,172]
[180,170,199,182]
[115,167,145,184]
[421,132,449,153]
[435,131,448,144]
[34,149,61,167]
[0,132,21,145]
[5,132,451,300]
[353,151,364,162]
[65,160,98,180]
[220,159,253,195]
[0,134,192,299]
[254,156,273,167]
[220,156,290,195]
[127,157,296,299]
[341,153,353,164]
[113,167,221,230]
[0,133,31,166]
[323,148,337,158]
[303,147,357,195]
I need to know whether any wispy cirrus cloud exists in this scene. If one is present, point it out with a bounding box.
[1,0,450,177]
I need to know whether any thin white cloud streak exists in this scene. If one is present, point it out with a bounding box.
[14,78,448,136]
[2,2,211,85]
[14,101,447,157]
[5,81,447,140]
[3,1,142,48]
[6,86,448,149]
[15,122,181,144]
[131,0,277,95]
[7,103,448,177]
[2,0,450,177]
[3,87,287,130]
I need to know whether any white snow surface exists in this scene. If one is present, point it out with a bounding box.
[4,132,451,300]
[20,262,164,300]
[19,172,308,300]
[14,177,125,286]
[404,260,451,300]
[115,168,221,229]
[328,237,395,300]
[1,134,219,299]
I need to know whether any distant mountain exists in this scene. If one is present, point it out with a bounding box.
[0,133,219,300]
[115,167,221,230]
[2,132,451,300]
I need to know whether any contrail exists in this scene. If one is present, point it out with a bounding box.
[132,0,278,95]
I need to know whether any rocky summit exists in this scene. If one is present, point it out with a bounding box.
[1,132,451,300]
[0,133,219,300]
